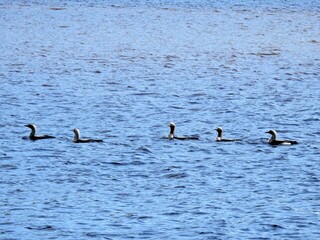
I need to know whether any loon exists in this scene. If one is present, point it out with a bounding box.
[168,122,199,140]
[73,128,103,143]
[266,129,298,145]
[215,127,240,142]
[24,124,55,140]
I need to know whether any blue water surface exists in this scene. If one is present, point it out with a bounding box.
[1,0,320,239]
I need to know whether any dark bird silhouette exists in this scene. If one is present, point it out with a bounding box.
[215,127,241,142]
[266,129,298,145]
[73,128,103,143]
[25,124,55,140]
[168,122,199,140]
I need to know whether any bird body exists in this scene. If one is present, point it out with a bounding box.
[73,128,103,143]
[25,124,55,140]
[215,127,240,142]
[168,122,199,140]
[266,130,298,145]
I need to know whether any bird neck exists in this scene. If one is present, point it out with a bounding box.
[29,127,36,137]
[169,126,175,135]
[74,130,80,140]
[269,133,276,141]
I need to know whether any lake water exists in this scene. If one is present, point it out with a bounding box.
[1,0,320,239]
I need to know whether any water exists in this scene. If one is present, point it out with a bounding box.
[1,1,320,239]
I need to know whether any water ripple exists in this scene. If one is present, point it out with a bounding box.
[1,2,319,240]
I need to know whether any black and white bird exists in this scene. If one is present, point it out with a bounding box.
[24,124,55,140]
[168,122,199,140]
[73,128,103,143]
[215,127,241,142]
[266,129,298,145]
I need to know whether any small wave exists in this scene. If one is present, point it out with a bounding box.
[84,232,114,239]
[136,146,152,153]
[250,51,280,56]
[49,7,66,11]
[26,225,55,231]
[262,223,285,230]
[192,211,209,215]
[0,164,17,170]
[170,106,184,109]
[105,161,127,166]
[163,173,188,179]
[162,211,182,216]
[41,83,54,87]
[304,117,320,122]
[132,92,159,96]
[188,93,207,97]
[129,174,149,178]
[129,160,145,166]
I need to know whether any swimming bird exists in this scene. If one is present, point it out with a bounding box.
[266,129,298,145]
[215,127,240,142]
[73,128,103,143]
[24,124,55,140]
[168,122,199,140]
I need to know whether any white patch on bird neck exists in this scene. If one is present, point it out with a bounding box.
[268,130,277,142]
